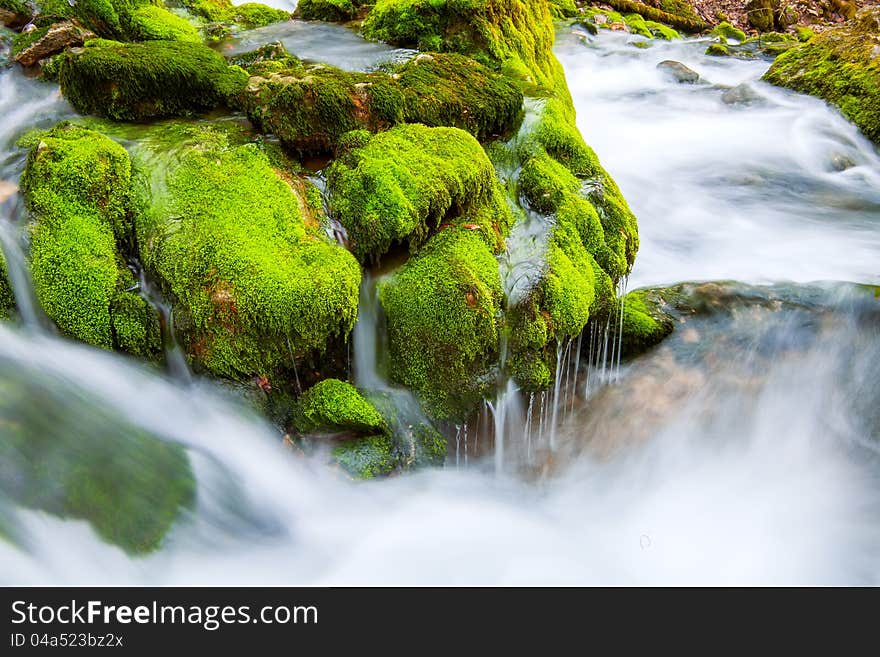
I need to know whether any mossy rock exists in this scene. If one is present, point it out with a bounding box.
[135,125,361,384]
[238,61,405,154]
[296,0,363,22]
[763,8,880,144]
[379,227,503,420]
[20,123,162,355]
[361,0,560,90]
[397,53,523,141]
[619,288,675,358]
[0,0,29,29]
[711,21,747,42]
[294,380,446,477]
[294,378,388,434]
[58,39,248,121]
[0,368,194,554]
[128,5,203,43]
[326,124,512,263]
[706,43,729,56]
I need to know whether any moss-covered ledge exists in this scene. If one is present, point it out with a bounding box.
[763,8,880,144]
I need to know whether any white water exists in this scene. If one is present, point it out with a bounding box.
[1,30,880,584]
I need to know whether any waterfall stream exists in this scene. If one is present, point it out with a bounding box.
[1,26,879,584]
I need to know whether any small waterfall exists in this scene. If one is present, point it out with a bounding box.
[353,270,384,389]
[0,201,45,330]
[134,265,191,384]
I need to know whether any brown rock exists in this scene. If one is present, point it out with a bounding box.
[14,21,96,68]
[0,8,29,30]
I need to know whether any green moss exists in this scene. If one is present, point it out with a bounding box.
[327,124,512,262]
[20,124,161,353]
[380,228,502,420]
[362,0,560,91]
[0,0,29,16]
[231,3,290,29]
[136,125,361,382]
[619,288,674,358]
[297,0,361,22]
[645,20,679,40]
[596,0,708,32]
[711,21,747,42]
[295,378,388,434]
[128,5,203,43]
[763,8,880,144]
[624,14,653,39]
[706,43,729,56]
[397,53,523,141]
[12,27,49,59]
[331,433,397,479]
[179,0,232,23]
[796,26,814,43]
[0,248,15,320]
[239,61,405,153]
[59,39,248,121]
[0,374,195,554]
[547,0,576,19]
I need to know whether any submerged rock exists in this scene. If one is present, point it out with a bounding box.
[58,39,248,120]
[657,60,700,83]
[0,347,195,554]
[721,83,764,105]
[763,8,880,144]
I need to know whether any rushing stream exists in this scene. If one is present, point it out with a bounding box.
[1,25,879,584]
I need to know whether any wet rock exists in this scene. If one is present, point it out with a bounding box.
[706,43,729,57]
[746,0,776,32]
[0,0,29,30]
[14,21,95,68]
[657,60,700,84]
[828,152,856,172]
[721,83,763,105]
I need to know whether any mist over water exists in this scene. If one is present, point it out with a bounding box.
[1,30,880,585]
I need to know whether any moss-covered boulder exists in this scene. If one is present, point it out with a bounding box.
[238,61,405,153]
[20,123,161,356]
[0,364,194,554]
[763,8,880,144]
[397,53,523,140]
[128,5,203,43]
[711,21,747,42]
[326,124,513,262]
[296,0,364,22]
[59,39,248,120]
[294,378,387,435]
[379,228,503,420]
[135,125,360,383]
[12,22,97,68]
[619,288,675,359]
[293,379,446,477]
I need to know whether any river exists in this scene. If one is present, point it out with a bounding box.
[0,22,878,585]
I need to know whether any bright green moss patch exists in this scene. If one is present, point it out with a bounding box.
[619,288,674,358]
[0,374,195,554]
[763,8,880,144]
[711,21,747,42]
[20,124,161,353]
[397,53,523,141]
[379,228,502,420]
[179,0,233,22]
[136,126,361,382]
[706,43,728,56]
[594,0,708,32]
[297,0,362,22]
[327,124,512,263]
[128,5,203,43]
[295,378,388,434]
[331,433,397,479]
[230,3,290,29]
[59,39,248,121]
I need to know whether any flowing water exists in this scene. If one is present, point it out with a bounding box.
[1,28,879,584]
